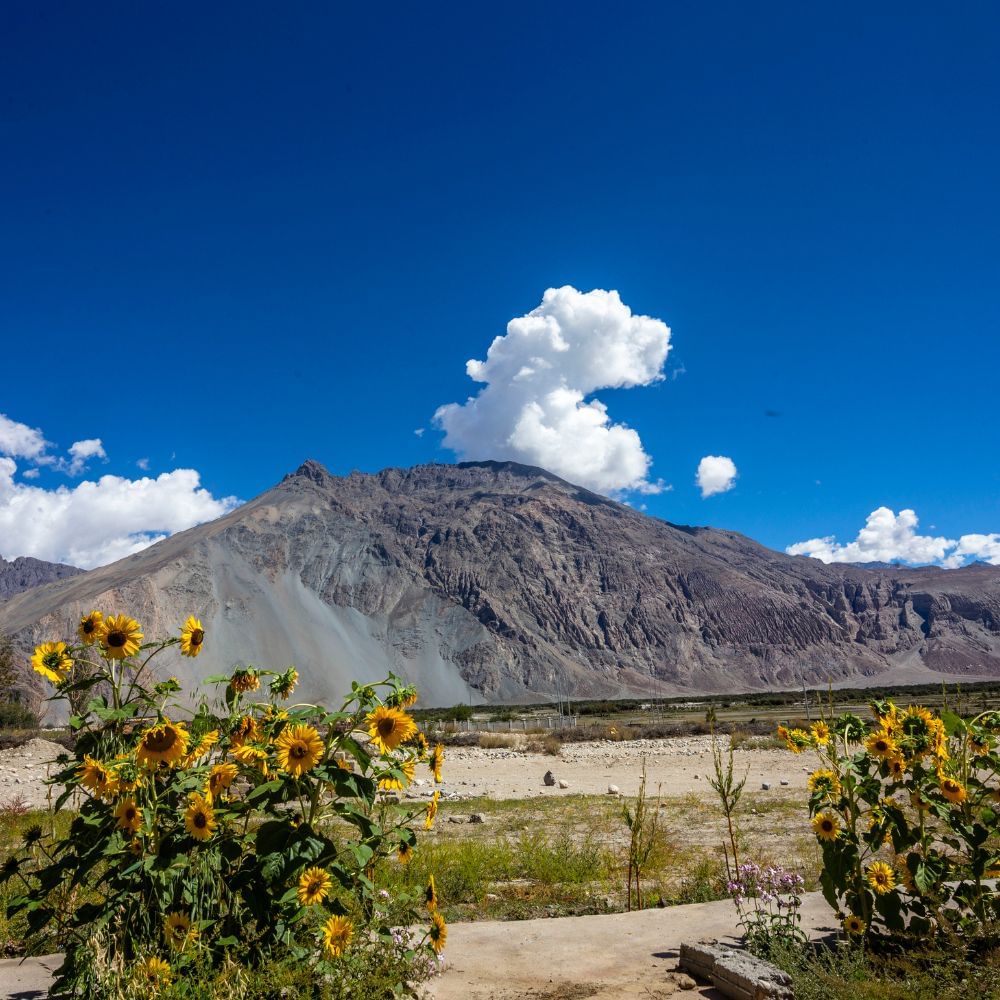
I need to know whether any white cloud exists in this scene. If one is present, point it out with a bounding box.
[413,428,425,438]
[65,438,107,476]
[0,413,49,460]
[136,457,150,471]
[786,507,1000,568]
[0,458,240,569]
[434,286,671,495]
[696,455,738,498]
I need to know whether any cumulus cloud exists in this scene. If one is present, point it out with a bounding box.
[786,507,1000,568]
[0,413,49,460]
[0,458,240,569]
[65,438,107,476]
[696,455,738,498]
[434,286,671,495]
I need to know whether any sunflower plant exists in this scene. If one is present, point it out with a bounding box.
[3,612,447,998]
[777,702,1000,944]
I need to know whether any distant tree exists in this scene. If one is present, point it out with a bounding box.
[0,633,19,702]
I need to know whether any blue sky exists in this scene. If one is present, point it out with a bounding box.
[1,2,998,568]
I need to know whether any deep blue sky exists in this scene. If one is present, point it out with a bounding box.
[2,2,998,565]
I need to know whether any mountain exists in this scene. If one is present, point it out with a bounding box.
[3,460,999,715]
[0,555,83,602]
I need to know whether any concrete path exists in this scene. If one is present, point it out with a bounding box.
[0,894,837,999]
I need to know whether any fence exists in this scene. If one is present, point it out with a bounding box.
[428,715,579,734]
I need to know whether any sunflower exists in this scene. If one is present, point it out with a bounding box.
[321,914,353,958]
[79,755,119,798]
[275,724,324,777]
[270,667,299,699]
[425,874,438,911]
[114,798,143,834]
[940,777,967,804]
[431,744,444,783]
[899,706,936,756]
[232,743,270,772]
[866,731,898,761]
[185,730,219,762]
[179,616,205,657]
[807,769,840,798]
[78,610,103,645]
[866,861,896,895]
[784,728,811,754]
[887,755,906,780]
[163,912,198,952]
[336,757,354,772]
[136,720,189,767]
[98,614,143,659]
[425,790,439,830]
[297,866,333,906]
[380,760,415,791]
[229,668,260,694]
[398,841,413,864]
[230,715,262,749]
[31,642,73,684]
[366,706,417,754]
[810,720,831,746]
[812,812,840,842]
[137,956,172,990]
[207,762,239,798]
[184,793,216,841]
[843,914,865,936]
[429,911,447,954]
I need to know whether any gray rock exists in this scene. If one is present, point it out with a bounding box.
[558,779,570,789]
[780,779,789,786]
[468,813,485,823]
[761,782,771,790]
[543,770,556,786]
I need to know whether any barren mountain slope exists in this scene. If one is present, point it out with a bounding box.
[0,555,82,602]
[3,460,999,715]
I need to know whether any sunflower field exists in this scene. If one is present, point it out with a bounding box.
[3,612,447,998]
[781,701,1000,943]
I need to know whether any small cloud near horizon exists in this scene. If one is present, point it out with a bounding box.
[696,455,738,498]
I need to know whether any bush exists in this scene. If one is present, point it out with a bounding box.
[0,700,39,730]
[777,701,1000,943]
[2,614,447,998]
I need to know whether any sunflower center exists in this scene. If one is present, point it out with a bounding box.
[291,743,308,760]
[194,812,207,828]
[190,628,204,645]
[83,620,95,634]
[107,630,127,648]
[144,728,178,752]
[43,652,63,669]
[378,719,396,737]
[126,808,136,821]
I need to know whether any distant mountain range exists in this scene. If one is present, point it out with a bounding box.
[3,460,999,715]
[0,555,82,602]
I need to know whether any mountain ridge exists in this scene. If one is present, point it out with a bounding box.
[3,459,999,715]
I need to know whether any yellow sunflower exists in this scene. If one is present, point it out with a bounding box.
[866,861,896,895]
[398,841,413,864]
[810,720,831,745]
[425,790,440,830]
[97,614,143,659]
[230,714,262,749]
[380,760,416,791]
[297,866,333,906]
[179,616,205,657]
[136,720,189,767]
[77,610,103,645]
[184,793,216,841]
[807,769,840,797]
[114,798,143,834]
[811,812,840,842]
[136,955,172,990]
[270,667,299,699]
[207,762,239,798]
[163,911,198,952]
[843,914,865,936]
[425,874,438,910]
[184,730,219,763]
[785,728,811,753]
[229,668,260,693]
[275,724,324,777]
[429,911,447,954]
[366,705,417,754]
[321,914,353,958]
[31,642,73,684]
[431,744,444,783]
[78,755,119,798]
[887,755,906,780]
[866,731,898,761]
[940,777,967,804]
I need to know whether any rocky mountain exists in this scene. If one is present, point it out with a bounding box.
[2,460,999,716]
[0,555,82,602]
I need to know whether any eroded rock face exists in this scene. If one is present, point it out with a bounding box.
[3,459,999,715]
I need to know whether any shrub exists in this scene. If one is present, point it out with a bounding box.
[776,701,1000,943]
[2,613,447,998]
[0,700,39,730]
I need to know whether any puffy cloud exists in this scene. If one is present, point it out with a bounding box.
[786,507,1000,568]
[0,458,240,569]
[65,438,107,476]
[0,413,49,460]
[434,286,671,495]
[696,455,738,498]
